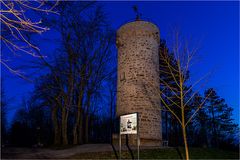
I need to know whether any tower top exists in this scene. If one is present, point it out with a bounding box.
[132,5,141,21]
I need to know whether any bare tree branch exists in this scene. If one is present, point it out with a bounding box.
[0,0,58,77]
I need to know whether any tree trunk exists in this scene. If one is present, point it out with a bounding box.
[73,109,80,145]
[78,112,83,144]
[62,123,68,145]
[73,129,78,144]
[73,127,78,145]
[181,97,189,160]
[73,108,83,145]
[85,115,89,143]
[182,126,189,160]
[62,108,68,145]
[180,79,189,160]
[73,85,84,144]
[84,92,91,143]
[52,107,60,145]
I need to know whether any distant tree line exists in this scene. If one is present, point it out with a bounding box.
[1,83,7,146]
[1,1,238,151]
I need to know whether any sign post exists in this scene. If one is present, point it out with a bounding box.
[119,112,139,160]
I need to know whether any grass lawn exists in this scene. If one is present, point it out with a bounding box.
[69,147,239,159]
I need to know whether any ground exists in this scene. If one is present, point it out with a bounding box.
[1,144,239,159]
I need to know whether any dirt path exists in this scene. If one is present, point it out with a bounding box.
[2,144,114,159]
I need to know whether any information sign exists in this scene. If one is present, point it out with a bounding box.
[119,112,139,160]
[120,113,137,135]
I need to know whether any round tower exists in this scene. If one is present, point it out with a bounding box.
[116,20,162,146]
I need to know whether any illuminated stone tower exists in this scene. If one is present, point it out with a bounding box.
[116,20,162,146]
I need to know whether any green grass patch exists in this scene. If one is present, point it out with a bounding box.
[69,147,239,159]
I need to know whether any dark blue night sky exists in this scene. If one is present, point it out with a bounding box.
[2,1,239,124]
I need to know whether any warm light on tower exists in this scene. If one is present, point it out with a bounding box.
[116,20,162,146]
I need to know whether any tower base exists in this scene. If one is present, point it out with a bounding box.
[112,134,162,147]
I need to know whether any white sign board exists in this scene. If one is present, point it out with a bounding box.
[120,113,137,135]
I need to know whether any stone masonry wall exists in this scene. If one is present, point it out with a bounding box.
[116,21,162,146]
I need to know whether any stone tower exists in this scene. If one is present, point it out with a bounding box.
[116,20,162,146]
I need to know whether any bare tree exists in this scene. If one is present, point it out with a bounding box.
[33,71,63,145]
[0,0,58,77]
[28,1,96,145]
[31,3,114,145]
[159,31,212,160]
[56,5,115,145]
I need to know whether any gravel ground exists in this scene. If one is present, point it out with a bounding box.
[1,144,114,159]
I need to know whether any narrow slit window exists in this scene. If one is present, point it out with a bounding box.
[120,72,126,82]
